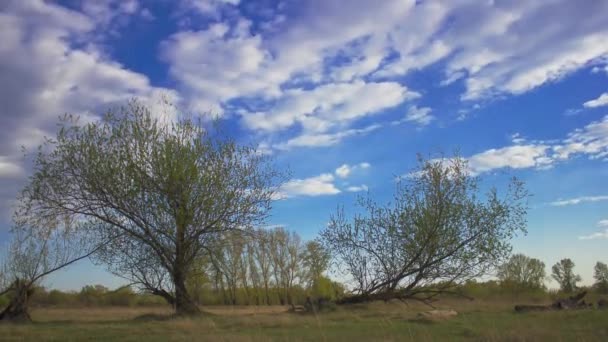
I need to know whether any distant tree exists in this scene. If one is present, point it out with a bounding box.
[497,254,546,290]
[551,258,581,293]
[18,101,283,315]
[594,261,608,293]
[321,155,528,304]
[301,241,330,288]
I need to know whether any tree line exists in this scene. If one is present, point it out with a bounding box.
[497,254,608,294]
[0,101,600,322]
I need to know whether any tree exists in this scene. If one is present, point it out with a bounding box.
[18,101,282,315]
[594,261,608,293]
[497,254,546,290]
[321,155,528,304]
[551,258,581,293]
[268,227,302,305]
[0,215,102,322]
[301,241,330,288]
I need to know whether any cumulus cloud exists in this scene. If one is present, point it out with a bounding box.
[277,173,340,199]
[277,162,371,198]
[0,0,177,224]
[468,145,553,175]
[583,93,608,108]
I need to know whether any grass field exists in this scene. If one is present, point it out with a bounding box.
[1,300,607,341]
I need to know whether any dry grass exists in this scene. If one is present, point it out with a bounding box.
[0,300,607,341]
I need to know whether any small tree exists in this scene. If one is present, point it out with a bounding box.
[497,254,546,290]
[551,258,581,293]
[321,155,528,304]
[594,261,608,293]
[18,101,283,315]
[0,215,102,322]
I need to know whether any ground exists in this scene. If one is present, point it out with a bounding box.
[1,300,607,341]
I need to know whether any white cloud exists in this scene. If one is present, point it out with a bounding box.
[579,219,608,240]
[241,80,418,133]
[583,93,608,108]
[554,115,608,161]
[346,185,368,192]
[275,124,382,149]
[335,165,351,179]
[462,115,608,175]
[549,195,608,207]
[0,157,22,178]
[0,0,178,221]
[510,133,526,144]
[468,145,553,175]
[160,0,608,150]
[392,106,434,126]
[277,173,340,199]
[335,162,371,179]
[592,65,608,75]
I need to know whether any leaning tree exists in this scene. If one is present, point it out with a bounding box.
[18,101,282,315]
[0,214,104,322]
[321,155,528,304]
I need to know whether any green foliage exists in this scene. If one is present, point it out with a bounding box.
[309,276,345,301]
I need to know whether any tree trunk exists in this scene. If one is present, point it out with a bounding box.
[173,271,201,316]
[0,280,33,323]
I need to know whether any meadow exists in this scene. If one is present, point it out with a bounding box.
[1,299,607,341]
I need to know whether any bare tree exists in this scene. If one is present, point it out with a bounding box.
[321,155,528,304]
[18,101,283,315]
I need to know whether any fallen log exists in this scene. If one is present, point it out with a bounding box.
[514,291,591,313]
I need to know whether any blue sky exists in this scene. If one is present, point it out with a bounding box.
[0,0,607,290]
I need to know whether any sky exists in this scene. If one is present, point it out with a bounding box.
[0,0,607,291]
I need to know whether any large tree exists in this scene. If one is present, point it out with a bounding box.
[18,101,282,315]
[497,254,546,290]
[551,258,581,293]
[321,155,528,304]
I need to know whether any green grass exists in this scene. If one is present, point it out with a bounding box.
[1,300,607,341]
